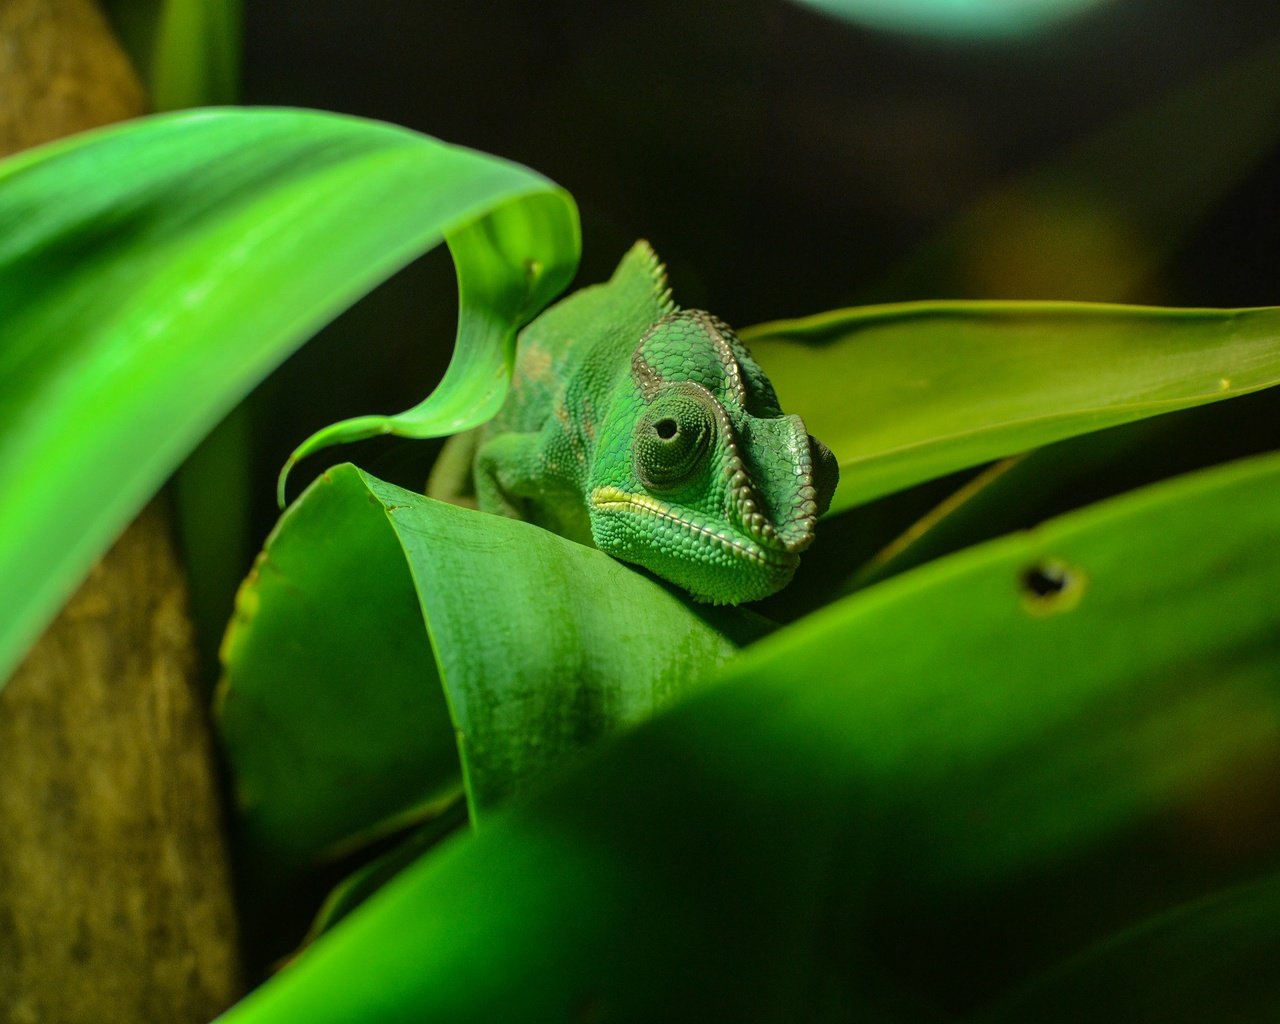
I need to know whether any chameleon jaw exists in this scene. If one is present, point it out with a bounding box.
[589,485,800,572]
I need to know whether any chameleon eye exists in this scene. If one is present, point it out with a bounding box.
[634,395,714,490]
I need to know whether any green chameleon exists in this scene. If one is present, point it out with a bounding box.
[429,242,838,605]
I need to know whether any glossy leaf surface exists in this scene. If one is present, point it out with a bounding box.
[745,300,1280,513]
[216,449,1280,1022]
[0,107,579,689]
[850,387,1280,591]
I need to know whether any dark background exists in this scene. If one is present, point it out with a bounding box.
[236,0,1280,521]
[222,0,1280,963]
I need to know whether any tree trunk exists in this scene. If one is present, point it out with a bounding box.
[0,0,146,152]
[0,2,241,1021]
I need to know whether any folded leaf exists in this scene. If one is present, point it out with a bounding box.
[218,464,755,886]
[361,472,757,818]
[216,467,460,882]
[0,107,579,689]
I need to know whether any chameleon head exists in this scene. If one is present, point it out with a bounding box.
[587,310,838,604]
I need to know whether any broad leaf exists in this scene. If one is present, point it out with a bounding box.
[0,107,579,689]
[215,449,1280,1021]
[218,464,753,881]
[362,472,757,818]
[850,387,1280,590]
[745,300,1280,514]
[216,467,460,882]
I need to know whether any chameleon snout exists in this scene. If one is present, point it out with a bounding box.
[735,412,838,558]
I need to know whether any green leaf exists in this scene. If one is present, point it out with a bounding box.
[175,403,254,685]
[850,387,1280,591]
[0,107,579,691]
[218,463,754,881]
[360,472,758,819]
[305,801,469,942]
[103,0,250,682]
[150,0,241,109]
[106,0,253,681]
[215,449,1280,1021]
[744,300,1280,514]
[277,193,579,493]
[216,467,460,882]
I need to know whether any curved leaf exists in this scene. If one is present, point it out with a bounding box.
[362,472,758,818]
[744,300,1280,514]
[276,192,578,494]
[216,467,460,882]
[216,448,1280,1021]
[0,107,579,689]
[218,463,754,881]
[850,387,1280,591]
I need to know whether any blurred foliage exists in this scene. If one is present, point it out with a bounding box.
[790,0,1117,39]
[864,31,1280,303]
[104,0,241,110]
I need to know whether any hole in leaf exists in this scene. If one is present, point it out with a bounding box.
[654,418,678,440]
[1022,563,1068,597]
[1019,558,1085,615]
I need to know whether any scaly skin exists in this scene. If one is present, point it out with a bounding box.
[429,242,838,604]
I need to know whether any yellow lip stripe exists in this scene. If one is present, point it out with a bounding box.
[589,486,793,569]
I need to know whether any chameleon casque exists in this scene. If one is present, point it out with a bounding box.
[429,241,838,605]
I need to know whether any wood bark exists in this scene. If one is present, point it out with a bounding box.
[0,0,146,152]
[0,2,241,1021]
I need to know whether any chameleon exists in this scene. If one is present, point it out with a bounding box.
[428,241,838,605]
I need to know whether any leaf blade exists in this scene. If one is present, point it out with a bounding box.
[216,466,460,882]
[362,472,758,818]
[0,107,579,688]
[745,300,1280,513]
[217,463,756,877]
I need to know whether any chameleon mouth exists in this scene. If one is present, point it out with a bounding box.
[589,486,799,571]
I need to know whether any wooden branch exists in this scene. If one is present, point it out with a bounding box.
[0,3,241,1020]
